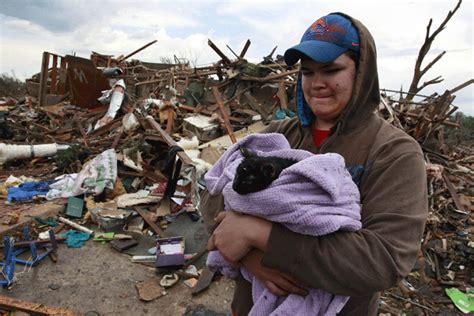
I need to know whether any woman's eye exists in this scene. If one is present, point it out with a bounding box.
[326,67,343,73]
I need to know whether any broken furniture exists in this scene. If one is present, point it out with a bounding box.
[13,226,58,267]
[0,237,16,287]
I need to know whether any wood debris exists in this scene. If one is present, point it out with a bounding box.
[0,0,472,312]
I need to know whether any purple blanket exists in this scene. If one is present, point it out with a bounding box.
[205,133,361,316]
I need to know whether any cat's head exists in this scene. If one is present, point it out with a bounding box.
[232,147,279,194]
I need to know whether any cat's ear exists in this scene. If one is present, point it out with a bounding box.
[239,146,254,158]
[262,163,276,179]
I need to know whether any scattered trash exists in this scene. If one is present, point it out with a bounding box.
[60,230,91,248]
[66,196,84,218]
[58,217,95,235]
[183,277,198,288]
[445,288,474,313]
[192,267,215,296]
[160,273,179,288]
[135,278,166,302]
[110,238,138,252]
[0,143,70,165]
[93,232,115,242]
[0,2,471,312]
[156,236,185,268]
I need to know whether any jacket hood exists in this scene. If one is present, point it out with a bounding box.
[295,12,380,134]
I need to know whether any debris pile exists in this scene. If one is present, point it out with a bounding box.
[0,0,472,313]
[0,37,303,310]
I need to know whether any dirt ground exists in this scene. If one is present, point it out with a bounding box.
[0,239,234,315]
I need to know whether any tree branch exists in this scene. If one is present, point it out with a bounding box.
[404,0,462,102]
[448,79,474,94]
[420,51,446,78]
[418,76,444,92]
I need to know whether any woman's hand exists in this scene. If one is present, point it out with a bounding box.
[242,249,308,297]
[207,210,272,263]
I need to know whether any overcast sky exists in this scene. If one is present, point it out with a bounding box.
[1,0,472,115]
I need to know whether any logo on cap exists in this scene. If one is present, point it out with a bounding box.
[284,13,360,66]
[309,17,347,42]
[304,16,357,50]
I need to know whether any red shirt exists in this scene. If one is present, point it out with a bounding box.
[311,127,330,147]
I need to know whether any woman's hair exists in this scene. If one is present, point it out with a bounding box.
[345,50,359,69]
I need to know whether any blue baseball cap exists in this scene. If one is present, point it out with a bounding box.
[284,13,360,65]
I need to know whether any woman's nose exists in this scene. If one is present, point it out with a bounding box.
[311,74,326,89]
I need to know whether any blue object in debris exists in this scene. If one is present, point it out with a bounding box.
[61,230,91,248]
[274,108,296,120]
[19,181,50,192]
[7,181,51,203]
[0,236,16,287]
[14,226,58,267]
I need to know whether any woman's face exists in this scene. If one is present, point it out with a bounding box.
[300,53,356,129]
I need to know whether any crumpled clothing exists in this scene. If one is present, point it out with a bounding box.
[205,133,362,316]
[31,216,58,227]
[7,181,51,203]
[61,230,91,248]
[47,149,117,200]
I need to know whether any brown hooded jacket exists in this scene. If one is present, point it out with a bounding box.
[200,13,428,316]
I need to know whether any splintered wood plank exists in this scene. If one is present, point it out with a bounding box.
[442,173,467,213]
[212,87,237,144]
[0,295,83,315]
[134,207,166,238]
[38,52,50,108]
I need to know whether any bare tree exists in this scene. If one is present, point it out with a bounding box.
[403,0,462,103]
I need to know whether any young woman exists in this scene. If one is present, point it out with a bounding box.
[203,13,428,316]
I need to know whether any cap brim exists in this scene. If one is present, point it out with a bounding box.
[284,40,348,65]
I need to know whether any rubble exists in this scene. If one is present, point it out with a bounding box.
[0,0,472,313]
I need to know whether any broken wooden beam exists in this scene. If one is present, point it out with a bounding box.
[165,108,175,134]
[117,39,158,63]
[38,52,50,108]
[277,81,288,109]
[178,104,243,124]
[111,126,124,149]
[239,39,251,59]
[145,116,194,166]
[207,39,231,65]
[241,68,299,82]
[88,117,122,137]
[212,87,237,144]
[442,173,467,212]
[0,296,82,316]
[0,237,66,249]
[243,91,267,119]
[134,207,165,238]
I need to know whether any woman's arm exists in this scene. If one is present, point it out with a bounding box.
[207,211,308,296]
[241,249,308,296]
[207,148,427,297]
[206,211,272,264]
[261,150,428,296]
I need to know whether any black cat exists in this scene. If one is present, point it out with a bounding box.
[232,146,297,195]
